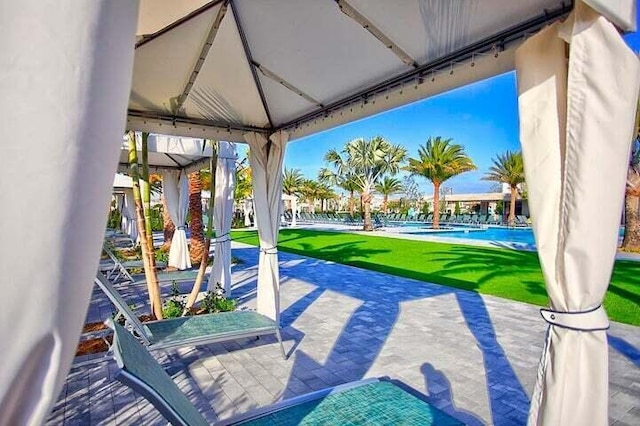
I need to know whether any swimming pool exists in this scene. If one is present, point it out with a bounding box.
[409,226,625,246]
[411,227,536,245]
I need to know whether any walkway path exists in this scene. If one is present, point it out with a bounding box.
[48,242,640,425]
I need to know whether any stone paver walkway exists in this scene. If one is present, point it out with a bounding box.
[48,242,640,425]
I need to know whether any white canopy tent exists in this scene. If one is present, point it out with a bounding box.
[120,134,215,270]
[1,0,637,424]
[112,174,135,239]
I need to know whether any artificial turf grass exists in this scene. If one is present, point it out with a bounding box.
[231,229,640,326]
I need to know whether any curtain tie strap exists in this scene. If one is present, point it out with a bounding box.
[176,226,186,230]
[214,233,230,243]
[260,246,278,255]
[540,305,609,331]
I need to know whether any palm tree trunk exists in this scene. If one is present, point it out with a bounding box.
[362,191,373,231]
[622,194,640,250]
[127,131,163,319]
[383,194,388,214]
[349,190,354,215]
[184,143,217,312]
[433,182,440,229]
[161,195,174,251]
[188,171,205,265]
[140,133,154,252]
[509,186,517,227]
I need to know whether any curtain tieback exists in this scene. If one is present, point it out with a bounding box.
[540,305,609,331]
[260,246,278,255]
[214,233,230,243]
[176,226,186,231]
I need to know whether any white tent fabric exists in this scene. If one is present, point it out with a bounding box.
[118,134,214,175]
[162,170,192,270]
[123,188,139,243]
[208,141,237,293]
[515,2,640,425]
[245,131,288,322]
[129,0,582,142]
[0,1,137,424]
[243,199,253,227]
[115,193,126,233]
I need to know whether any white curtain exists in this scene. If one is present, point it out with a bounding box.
[0,1,138,424]
[291,197,298,227]
[123,188,138,243]
[208,141,237,294]
[245,131,288,322]
[515,2,640,425]
[162,170,191,270]
[116,193,126,233]
[243,199,253,227]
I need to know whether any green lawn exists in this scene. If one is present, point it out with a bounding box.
[231,229,640,326]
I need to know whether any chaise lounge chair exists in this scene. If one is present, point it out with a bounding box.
[101,244,167,282]
[108,319,463,425]
[95,274,286,357]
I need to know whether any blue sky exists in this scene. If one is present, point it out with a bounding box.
[241,17,640,197]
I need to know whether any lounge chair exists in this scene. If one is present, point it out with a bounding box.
[515,215,529,226]
[108,319,463,425]
[101,244,167,282]
[95,274,286,357]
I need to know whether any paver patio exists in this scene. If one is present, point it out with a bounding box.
[48,241,640,425]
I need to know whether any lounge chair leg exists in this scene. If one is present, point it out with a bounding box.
[276,329,287,360]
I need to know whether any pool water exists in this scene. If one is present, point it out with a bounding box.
[413,227,536,245]
[411,226,625,246]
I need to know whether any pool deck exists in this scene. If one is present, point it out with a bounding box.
[49,241,640,425]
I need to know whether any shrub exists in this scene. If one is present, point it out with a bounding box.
[162,282,186,318]
[201,284,237,313]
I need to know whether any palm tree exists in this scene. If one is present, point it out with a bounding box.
[623,101,640,250]
[482,150,525,227]
[375,176,403,214]
[407,137,476,229]
[188,171,205,265]
[283,168,304,196]
[299,179,322,213]
[342,137,406,230]
[319,164,361,215]
[234,157,252,203]
[316,183,337,212]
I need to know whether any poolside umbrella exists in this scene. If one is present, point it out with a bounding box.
[515,2,640,424]
[162,170,192,270]
[208,141,237,294]
[244,131,288,322]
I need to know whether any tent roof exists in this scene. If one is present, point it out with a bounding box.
[128,0,575,142]
[117,134,213,174]
[113,174,133,189]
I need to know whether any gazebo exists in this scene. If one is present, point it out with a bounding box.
[2,1,638,424]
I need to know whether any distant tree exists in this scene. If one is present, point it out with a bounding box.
[345,137,406,230]
[234,157,252,203]
[495,200,504,215]
[375,176,403,214]
[316,183,337,212]
[402,176,422,207]
[482,150,525,227]
[323,137,406,229]
[319,160,361,215]
[454,202,461,215]
[283,168,304,196]
[406,137,476,228]
[300,179,322,213]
